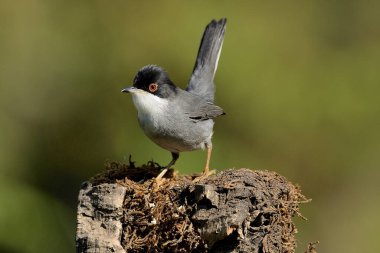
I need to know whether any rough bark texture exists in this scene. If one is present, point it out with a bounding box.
[76,161,308,253]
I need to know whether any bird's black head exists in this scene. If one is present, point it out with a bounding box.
[132,65,177,98]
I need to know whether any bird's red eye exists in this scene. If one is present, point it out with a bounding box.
[148,83,158,93]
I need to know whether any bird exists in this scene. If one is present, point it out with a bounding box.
[122,18,227,181]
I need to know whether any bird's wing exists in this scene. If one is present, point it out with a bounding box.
[186,18,227,103]
[185,102,225,121]
[180,92,225,121]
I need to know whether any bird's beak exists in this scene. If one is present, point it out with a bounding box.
[121,86,136,93]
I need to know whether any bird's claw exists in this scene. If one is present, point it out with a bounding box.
[192,169,216,183]
[154,168,168,188]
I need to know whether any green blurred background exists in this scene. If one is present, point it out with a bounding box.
[1,1,379,252]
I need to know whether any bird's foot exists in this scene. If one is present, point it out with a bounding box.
[154,168,168,188]
[192,169,217,183]
[154,152,179,188]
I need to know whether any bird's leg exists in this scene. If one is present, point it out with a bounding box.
[169,152,180,167]
[155,152,179,185]
[204,145,212,175]
[193,144,216,182]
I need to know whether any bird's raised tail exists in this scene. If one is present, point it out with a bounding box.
[186,18,227,103]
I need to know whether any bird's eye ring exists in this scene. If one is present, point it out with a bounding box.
[148,83,158,93]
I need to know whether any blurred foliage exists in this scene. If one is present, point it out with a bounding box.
[0,0,379,252]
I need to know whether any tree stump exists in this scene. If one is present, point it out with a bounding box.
[76,161,307,253]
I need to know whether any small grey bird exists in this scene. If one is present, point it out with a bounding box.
[122,18,226,179]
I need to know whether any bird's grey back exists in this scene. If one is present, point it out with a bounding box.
[186,18,227,103]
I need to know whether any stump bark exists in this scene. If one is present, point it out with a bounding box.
[76,161,307,253]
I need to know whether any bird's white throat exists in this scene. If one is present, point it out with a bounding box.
[131,90,168,116]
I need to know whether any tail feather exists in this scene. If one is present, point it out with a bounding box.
[186,18,227,102]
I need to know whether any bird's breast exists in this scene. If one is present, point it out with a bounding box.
[131,92,168,135]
